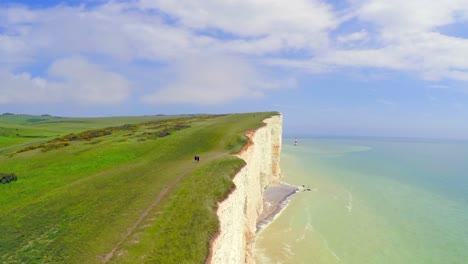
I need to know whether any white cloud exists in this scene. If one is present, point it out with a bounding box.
[377,99,397,106]
[0,35,28,55]
[1,0,338,63]
[0,71,62,104]
[265,58,331,74]
[319,48,410,70]
[337,30,368,43]
[269,0,468,82]
[140,0,337,36]
[428,84,449,89]
[0,35,31,67]
[273,31,468,82]
[142,55,291,105]
[0,56,130,104]
[2,0,468,107]
[353,0,468,32]
[49,56,130,104]
[139,0,338,53]
[0,4,206,62]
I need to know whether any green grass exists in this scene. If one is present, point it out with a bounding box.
[0,114,188,150]
[0,112,277,263]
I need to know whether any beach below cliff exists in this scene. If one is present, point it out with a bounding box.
[254,138,468,264]
[256,183,298,232]
[209,114,283,264]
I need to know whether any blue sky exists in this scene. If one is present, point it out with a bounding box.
[1,0,468,139]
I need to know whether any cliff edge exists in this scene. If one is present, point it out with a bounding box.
[209,114,282,264]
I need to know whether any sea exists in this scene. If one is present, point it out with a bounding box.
[254,137,468,264]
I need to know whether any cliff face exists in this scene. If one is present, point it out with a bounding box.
[209,114,282,264]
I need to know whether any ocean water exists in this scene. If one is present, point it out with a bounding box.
[254,138,468,264]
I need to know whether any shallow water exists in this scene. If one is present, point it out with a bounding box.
[254,138,468,264]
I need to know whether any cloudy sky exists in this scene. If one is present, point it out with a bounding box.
[1,0,468,139]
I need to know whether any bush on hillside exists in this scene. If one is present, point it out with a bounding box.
[0,173,17,184]
[12,117,199,156]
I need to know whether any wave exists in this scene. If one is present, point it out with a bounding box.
[281,242,295,258]
[256,190,298,233]
[346,190,353,213]
[317,231,341,262]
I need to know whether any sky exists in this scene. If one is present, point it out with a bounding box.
[1,0,468,139]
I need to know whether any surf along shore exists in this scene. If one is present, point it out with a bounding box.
[209,114,298,264]
[256,183,298,232]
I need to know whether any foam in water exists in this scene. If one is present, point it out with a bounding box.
[345,190,353,213]
[254,138,468,264]
[256,191,298,232]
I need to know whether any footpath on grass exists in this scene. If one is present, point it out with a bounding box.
[0,112,276,264]
[101,151,225,263]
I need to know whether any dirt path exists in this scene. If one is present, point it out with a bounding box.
[100,152,224,263]
[101,173,184,263]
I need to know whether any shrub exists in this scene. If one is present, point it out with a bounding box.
[0,172,17,184]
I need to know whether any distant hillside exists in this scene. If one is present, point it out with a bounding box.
[0,112,278,263]
[0,114,188,150]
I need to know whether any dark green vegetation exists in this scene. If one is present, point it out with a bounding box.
[0,112,277,263]
[0,114,184,151]
[0,172,17,184]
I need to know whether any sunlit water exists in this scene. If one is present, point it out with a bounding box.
[254,138,468,264]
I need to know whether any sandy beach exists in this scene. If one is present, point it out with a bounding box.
[256,183,298,232]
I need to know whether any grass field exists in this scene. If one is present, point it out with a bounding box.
[0,114,185,151]
[0,112,277,263]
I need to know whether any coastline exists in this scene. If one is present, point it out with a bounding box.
[256,183,298,233]
[208,114,283,264]
[253,138,468,264]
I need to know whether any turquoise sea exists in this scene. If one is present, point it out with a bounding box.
[254,137,468,264]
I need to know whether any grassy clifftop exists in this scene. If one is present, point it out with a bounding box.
[0,112,278,263]
[0,114,183,150]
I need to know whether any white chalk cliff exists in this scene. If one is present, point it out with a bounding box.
[209,114,282,264]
